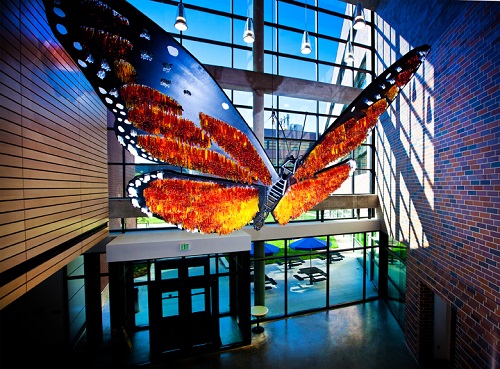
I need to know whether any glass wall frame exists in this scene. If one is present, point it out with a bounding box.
[250,231,379,320]
[110,0,375,231]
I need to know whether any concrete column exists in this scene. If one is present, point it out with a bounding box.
[252,0,266,307]
[253,241,266,306]
[252,0,265,145]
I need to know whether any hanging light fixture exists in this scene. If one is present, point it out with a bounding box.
[353,1,366,30]
[301,1,311,55]
[243,17,255,43]
[345,40,354,62]
[301,31,312,55]
[174,2,188,31]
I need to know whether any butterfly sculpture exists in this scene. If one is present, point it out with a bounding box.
[43,0,430,235]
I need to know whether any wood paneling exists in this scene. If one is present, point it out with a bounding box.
[0,0,109,309]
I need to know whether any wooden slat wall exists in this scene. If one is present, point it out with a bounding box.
[0,0,109,309]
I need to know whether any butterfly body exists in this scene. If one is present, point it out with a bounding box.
[43,0,430,235]
[253,154,299,230]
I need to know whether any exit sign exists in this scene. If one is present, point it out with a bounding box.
[179,242,190,251]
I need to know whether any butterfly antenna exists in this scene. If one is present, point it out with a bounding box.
[296,112,308,160]
[275,114,292,157]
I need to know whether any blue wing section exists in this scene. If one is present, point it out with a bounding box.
[42,0,278,185]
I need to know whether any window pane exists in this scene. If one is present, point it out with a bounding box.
[233,48,253,70]
[232,90,253,106]
[162,291,179,317]
[278,29,304,57]
[264,95,278,110]
[317,0,346,14]
[318,12,344,39]
[318,38,340,64]
[188,265,204,277]
[183,10,231,43]
[264,256,285,319]
[184,0,230,13]
[219,275,230,314]
[236,107,253,128]
[333,173,352,194]
[183,40,232,67]
[264,26,277,53]
[278,1,315,32]
[288,252,327,313]
[318,63,335,83]
[161,268,178,280]
[354,169,372,194]
[279,96,316,113]
[278,56,316,80]
[329,237,363,305]
[365,247,378,299]
[127,1,177,33]
[191,288,205,313]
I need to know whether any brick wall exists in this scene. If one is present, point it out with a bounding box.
[374,1,499,368]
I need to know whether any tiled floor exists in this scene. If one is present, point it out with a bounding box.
[66,299,449,368]
[141,300,421,369]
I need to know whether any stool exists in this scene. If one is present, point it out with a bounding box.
[251,305,268,333]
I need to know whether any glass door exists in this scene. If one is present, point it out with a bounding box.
[148,257,219,360]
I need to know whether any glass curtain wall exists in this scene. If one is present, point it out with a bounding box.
[385,237,407,325]
[109,0,373,231]
[250,231,379,319]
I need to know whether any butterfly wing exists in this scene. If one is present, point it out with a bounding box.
[272,159,355,225]
[42,0,276,186]
[128,171,261,235]
[43,0,279,233]
[272,45,431,225]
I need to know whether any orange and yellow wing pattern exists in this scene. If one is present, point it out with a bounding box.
[294,46,430,182]
[131,172,260,235]
[274,45,430,226]
[273,161,354,225]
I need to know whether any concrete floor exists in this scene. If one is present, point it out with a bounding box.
[149,300,421,369]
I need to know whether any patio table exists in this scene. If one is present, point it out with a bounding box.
[298,266,326,285]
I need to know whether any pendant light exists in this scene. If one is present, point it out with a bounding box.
[174,2,188,31]
[344,3,355,63]
[301,31,312,55]
[301,1,311,55]
[345,40,354,63]
[243,17,255,43]
[353,1,366,30]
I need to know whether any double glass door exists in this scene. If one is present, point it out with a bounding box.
[149,257,219,359]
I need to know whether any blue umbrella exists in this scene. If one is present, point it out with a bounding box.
[290,238,330,267]
[250,242,280,257]
[289,237,329,251]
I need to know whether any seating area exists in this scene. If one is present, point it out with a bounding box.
[293,266,328,284]
[317,251,345,263]
[265,275,278,289]
[250,267,278,290]
[250,241,380,316]
[276,257,304,269]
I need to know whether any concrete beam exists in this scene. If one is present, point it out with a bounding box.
[204,65,362,105]
[110,194,379,219]
[245,218,381,241]
[311,194,378,211]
